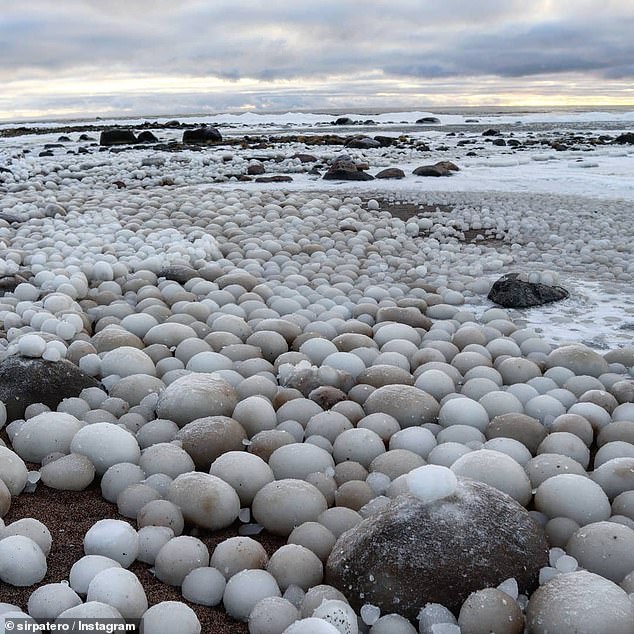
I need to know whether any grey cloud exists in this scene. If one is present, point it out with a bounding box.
[0,0,632,118]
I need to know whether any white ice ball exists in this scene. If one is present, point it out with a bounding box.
[69,555,122,595]
[71,423,140,475]
[222,569,281,622]
[0,535,47,586]
[86,568,148,620]
[406,465,458,504]
[83,519,139,568]
[142,601,201,634]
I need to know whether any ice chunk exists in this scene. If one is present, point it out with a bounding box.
[406,465,458,504]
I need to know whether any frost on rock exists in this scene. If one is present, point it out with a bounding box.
[325,479,548,619]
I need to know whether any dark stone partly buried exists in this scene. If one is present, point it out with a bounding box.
[413,161,460,177]
[323,156,374,181]
[375,168,406,179]
[334,117,354,125]
[254,175,293,183]
[488,272,569,308]
[99,129,138,146]
[614,132,634,144]
[345,136,381,149]
[182,127,222,144]
[326,479,548,619]
[0,356,100,421]
[137,130,159,143]
[416,116,441,124]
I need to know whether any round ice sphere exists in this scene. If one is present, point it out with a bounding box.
[534,474,610,525]
[142,601,200,634]
[312,599,359,633]
[0,447,28,495]
[248,596,299,634]
[12,412,83,463]
[156,373,237,426]
[83,519,139,568]
[267,544,323,591]
[282,619,340,634]
[27,583,82,621]
[524,395,566,425]
[370,613,417,633]
[223,569,281,622]
[526,571,634,634]
[537,432,590,468]
[252,479,328,536]
[167,472,240,531]
[154,536,209,586]
[182,567,226,606]
[288,522,336,563]
[2,517,51,556]
[210,536,268,580]
[566,521,634,582]
[0,535,47,586]
[69,555,122,595]
[71,423,140,475]
[406,465,458,504]
[269,443,335,480]
[332,428,385,468]
[87,568,147,620]
[451,449,531,505]
[18,334,46,358]
[438,398,490,432]
[389,427,436,458]
[458,588,524,634]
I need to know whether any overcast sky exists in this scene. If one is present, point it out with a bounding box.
[1,0,633,120]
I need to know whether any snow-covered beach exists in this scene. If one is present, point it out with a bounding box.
[1,108,634,632]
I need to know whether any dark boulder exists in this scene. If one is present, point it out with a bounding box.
[345,136,381,149]
[99,129,138,146]
[334,117,354,126]
[416,116,441,124]
[483,129,501,136]
[375,168,405,179]
[323,156,374,181]
[79,134,96,142]
[57,136,71,142]
[614,132,634,145]
[182,127,222,144]
[254,175,293,183]
[488,273,569,308]
[156,265,198,284]
[373,136,396,147]
[491,138,507,146]
[413,161,460,177]
[326,480,548,619]
[137,131,159,143]
[0,356,100,421]
[247,162,265,175]
[291,153,317,163]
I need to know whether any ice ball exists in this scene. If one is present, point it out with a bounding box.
[83,519,139,568]
[406,465,458,504]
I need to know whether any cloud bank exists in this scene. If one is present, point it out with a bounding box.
[1,0,632,119]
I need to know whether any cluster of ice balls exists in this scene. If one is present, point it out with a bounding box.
[0,179,634,631]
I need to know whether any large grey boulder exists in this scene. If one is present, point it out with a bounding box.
[0,356,100,421]
[325,479,548,619]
